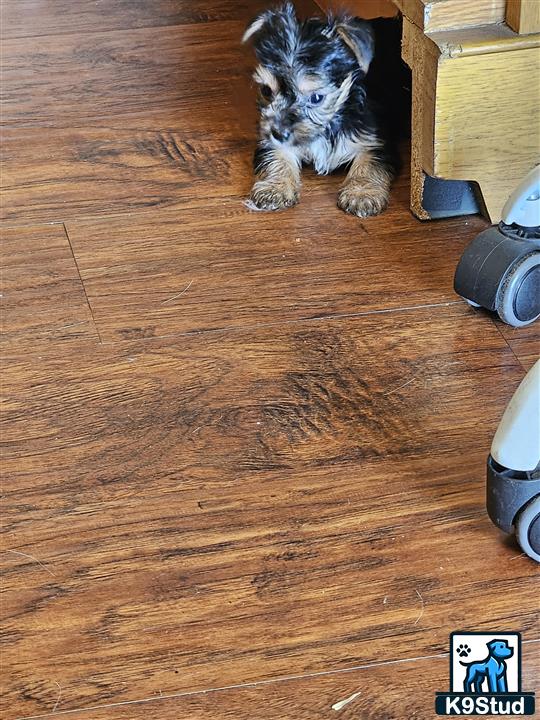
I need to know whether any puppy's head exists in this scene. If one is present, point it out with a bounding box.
[243,3,373,145]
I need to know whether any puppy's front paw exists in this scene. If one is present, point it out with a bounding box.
[337,184,389,218]
[248,181,299,212]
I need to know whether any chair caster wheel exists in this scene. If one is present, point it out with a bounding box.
[487,361,540,562]
[454,166,540,328]
[455,228,540,328]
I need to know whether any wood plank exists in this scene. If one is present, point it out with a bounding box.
[506,0,540,35]
[0,22,254,128]
[0,13,264,223]
[1,224,98,348]
[1,127,253,223]
[394,0,506,32]
[0,10,272,224]
[0,1,319,127]
[32,644,540,719]
[433,43,540,221]
[424,0,506,32]
[2,305,536,717]
[0,12,263,224]
[401,17,439,220]
[0,1,318,39]
[64,190,488,342]
[0,2,401,226]
[428,23,540,56]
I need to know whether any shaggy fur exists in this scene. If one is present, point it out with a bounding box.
[242,2,396,216]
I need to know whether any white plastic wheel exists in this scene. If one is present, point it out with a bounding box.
[515,495,540,563]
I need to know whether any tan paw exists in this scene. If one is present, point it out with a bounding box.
[248,181,299,211]
[337,185,389,218]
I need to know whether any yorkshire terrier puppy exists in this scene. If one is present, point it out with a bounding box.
[243,2,395,217]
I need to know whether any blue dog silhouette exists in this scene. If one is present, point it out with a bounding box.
[460,639,514,693]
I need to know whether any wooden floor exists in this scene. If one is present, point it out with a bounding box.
[1,2,539,719]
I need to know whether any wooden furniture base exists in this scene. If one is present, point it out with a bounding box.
[402,19,540,221]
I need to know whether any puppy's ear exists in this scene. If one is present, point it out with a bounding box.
[242,3,297,44]
[335,18,374,73]
[242,11,271,43]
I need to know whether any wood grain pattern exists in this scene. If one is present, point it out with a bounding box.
[401,17,439,220]
[0,13,280,223]
[424,0,506,32]
[29,644,540,719]
[1,224,98,347]
[2,306,536,718]
[506,0,540,34]
[433,42,540,221]
[0,1,317,39]
[64,190,488,342]
[394,0,506,32]
[0,15,260,224]
[429,22,540,56]
[0,22,253,128]
[0,1,318,128]
[1,128,253,223]
[2,2,538,720]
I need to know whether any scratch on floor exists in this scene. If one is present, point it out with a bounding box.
[5,549,56,577]
[383,377,416,396]
[413,588,425,625]
[49,320,88,333]
[161,280,194,304]
[510,552,528,561]
[52,682,62,712]
[331,690,362,711]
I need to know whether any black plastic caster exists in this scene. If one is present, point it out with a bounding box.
[486,360,540,562]
[454,226,540,328]
[454,165,540,328]
[487,457,540,562]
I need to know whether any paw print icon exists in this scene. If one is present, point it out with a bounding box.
[456,644,471,658]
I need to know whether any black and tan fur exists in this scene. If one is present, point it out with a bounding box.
[242,3,396,217]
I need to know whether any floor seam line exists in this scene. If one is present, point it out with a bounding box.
[16,642,540,720]
[62,222,103,345]
[490,316,528,371]
[15,653,451,720]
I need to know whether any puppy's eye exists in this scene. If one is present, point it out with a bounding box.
[260,84,273,100]
[309,92,324,105]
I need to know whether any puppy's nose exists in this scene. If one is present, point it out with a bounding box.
[271,127,290,142]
